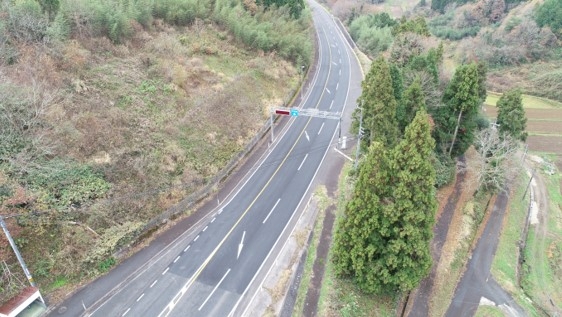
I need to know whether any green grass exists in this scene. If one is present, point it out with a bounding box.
[528,132,562,137]
[492,155,562,316]
[474,305,505,317]
[485,92,562,109]
[292,187,330,316]
[50,276,69,290]
[521,169,562,314]
[491,172,529,293]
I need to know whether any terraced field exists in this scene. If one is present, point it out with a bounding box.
[484,93,562,170]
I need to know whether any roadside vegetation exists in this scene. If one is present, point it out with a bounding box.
[314,0,559,315]
[523,168,562,315]
[0,0,312,305]
[319,163,396,317]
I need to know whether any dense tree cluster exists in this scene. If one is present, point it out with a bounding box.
[534,0,562,40]
[334,110,436,294]
[349,13,431,58]
[0,0,310,65]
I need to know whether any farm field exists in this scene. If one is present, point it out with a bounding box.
[483,93,562,169]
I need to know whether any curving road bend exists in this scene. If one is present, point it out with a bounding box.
[47,2,362,317]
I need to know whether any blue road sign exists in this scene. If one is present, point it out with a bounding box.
[290,109,299,117]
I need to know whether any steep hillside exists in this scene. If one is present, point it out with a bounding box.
[0,0,312,305]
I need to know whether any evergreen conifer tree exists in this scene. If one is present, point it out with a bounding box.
[397,78,425,133]
[333,110,437,294]
[432,63,481,156]
[355,57,399,148]
[496,89,527,141]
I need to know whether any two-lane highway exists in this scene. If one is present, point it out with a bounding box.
[48,1,362,316]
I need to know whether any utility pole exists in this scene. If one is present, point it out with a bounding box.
[354,106,363,169]
[270,110,274,144]
[0,216,36,288]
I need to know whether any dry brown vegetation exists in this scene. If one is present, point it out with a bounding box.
[0,17,301,305]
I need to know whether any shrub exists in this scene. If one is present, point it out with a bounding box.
[4,0,48,42]
[349,13,397,56]
[430,25,480,40]
[433,153,455,187]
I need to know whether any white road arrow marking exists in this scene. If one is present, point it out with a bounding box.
[305,131,310,141]
[237,231,246,259]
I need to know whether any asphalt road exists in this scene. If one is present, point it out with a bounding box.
[47,2,361,317]
[445,189,526,317]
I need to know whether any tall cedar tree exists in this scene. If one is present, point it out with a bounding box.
[432,63,482,156]
[333,109,436,294]
[397,78,425,133]
[496,89,527,141]
[332,142,391,284]
[386,108,436,292]
[355,57,399,148]
[389,63,404,103]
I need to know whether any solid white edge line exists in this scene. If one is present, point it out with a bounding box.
[154,9,329,316]
[198,268,231,311]
[85,27,329,314]
[232,1,358,315]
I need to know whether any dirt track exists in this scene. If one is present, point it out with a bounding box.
[407,158,467,317]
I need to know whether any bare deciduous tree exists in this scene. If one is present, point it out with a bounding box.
[470,127,520,193]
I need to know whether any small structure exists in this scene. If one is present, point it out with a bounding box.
[0,287,44,317]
